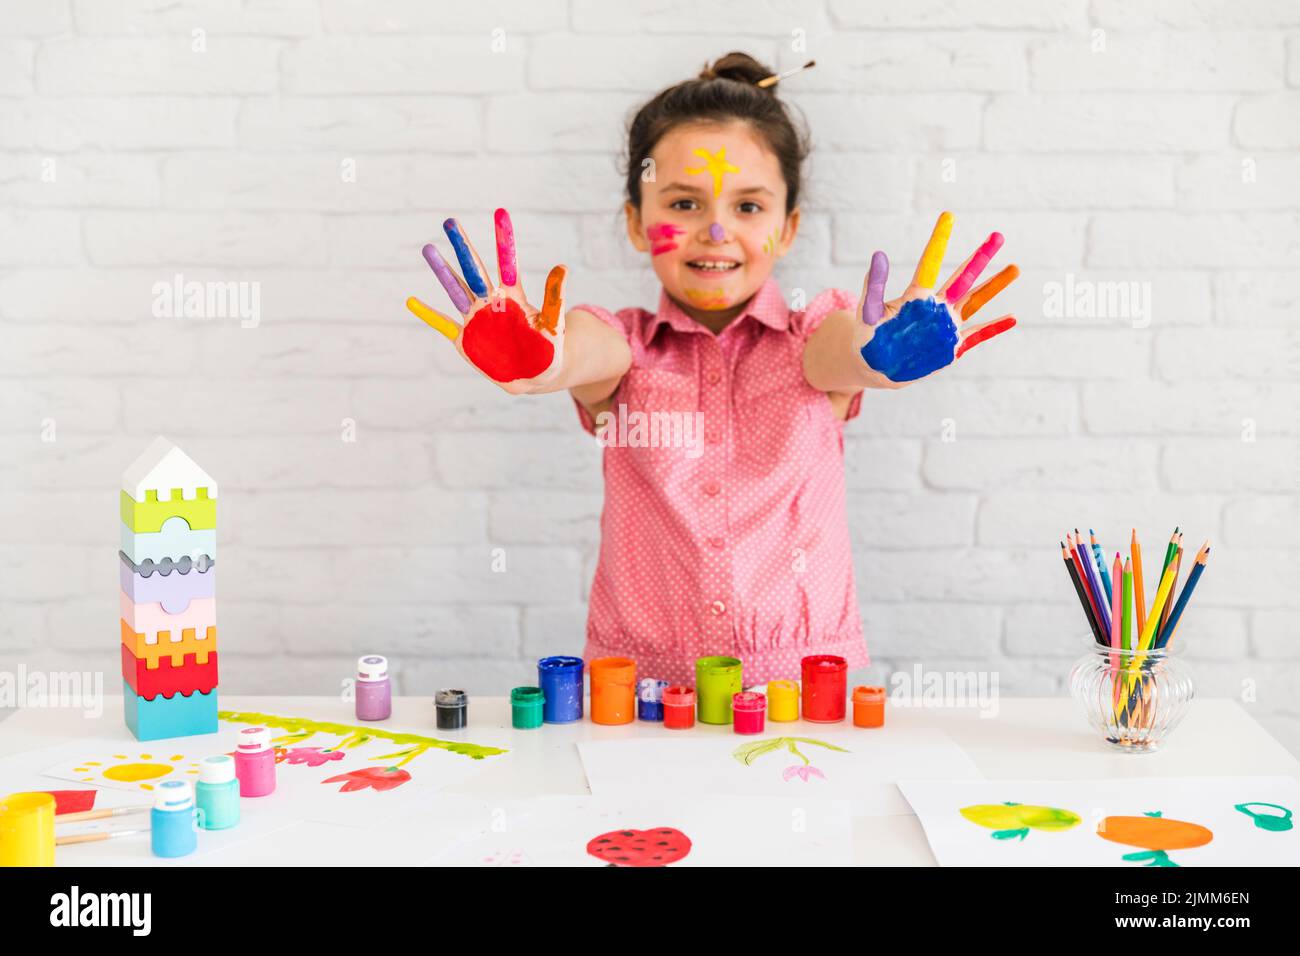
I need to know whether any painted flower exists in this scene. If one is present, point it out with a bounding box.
[782,764,826,783]
[321,766,411,793]
[284,746,344,767]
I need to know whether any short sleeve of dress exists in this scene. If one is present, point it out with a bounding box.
[789,288,865,423]
[568,303,637,436]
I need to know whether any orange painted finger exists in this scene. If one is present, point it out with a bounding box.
[406,296,461,341]
[955,315,1015,358]
[536,265,567,335]
[961,264,1020,321]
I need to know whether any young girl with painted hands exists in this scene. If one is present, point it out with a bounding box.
[406,53,1019,686]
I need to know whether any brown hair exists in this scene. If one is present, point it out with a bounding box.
[624,52,809,214]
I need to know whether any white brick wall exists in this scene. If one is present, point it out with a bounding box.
[1,0,1297,756]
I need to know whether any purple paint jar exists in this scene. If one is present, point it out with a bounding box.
[355,654,392,722]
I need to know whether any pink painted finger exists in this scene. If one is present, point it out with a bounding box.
[494,207,518,287]
[944,232,1003,304]
[955,315,1016,358]
[861,251,889,326]
[422,243,472,314]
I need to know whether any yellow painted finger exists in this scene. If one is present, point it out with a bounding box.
[913,211,954,290]
[962,264,1020,320]
[406,296,460,341]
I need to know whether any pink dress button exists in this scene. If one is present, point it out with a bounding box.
[703,481,720,496]
[710,600,727,615]
[706,370,721,384]
[708,537,725,549]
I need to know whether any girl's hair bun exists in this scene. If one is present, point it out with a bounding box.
[699,51,774,90]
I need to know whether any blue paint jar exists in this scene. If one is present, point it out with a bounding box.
[151,779,197,859]
[538,656,584,724]
[194,754,240,831]
[637,678,668,721]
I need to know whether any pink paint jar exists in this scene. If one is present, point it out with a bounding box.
[234,726,276,797]
[662,685,695,730]
[354,654,392,721]
[732,692,766,735]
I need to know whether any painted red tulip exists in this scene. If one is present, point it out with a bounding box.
[321,766,411,792]
[586,827,692,867]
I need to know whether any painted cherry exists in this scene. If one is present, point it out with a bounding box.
[586,827,693,867]
[461,298,556,383]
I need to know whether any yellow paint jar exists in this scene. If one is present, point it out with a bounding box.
[767,680,800,722]
[0,792,56,867]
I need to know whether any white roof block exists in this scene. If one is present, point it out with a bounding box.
[122,436,218,501]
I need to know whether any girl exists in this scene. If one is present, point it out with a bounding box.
[406,53,1018,687]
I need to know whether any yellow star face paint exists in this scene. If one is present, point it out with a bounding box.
[685,147,740,198]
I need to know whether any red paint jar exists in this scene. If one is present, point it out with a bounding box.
[852,685,886,728]
[662,685,695,730]
[802,655,847,723]
[732,692,766,735]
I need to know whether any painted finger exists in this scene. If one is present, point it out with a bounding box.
[537,265,567,335]
[943,232,1004,304]
[912,211,954,290]
[421,243,472,315]
[405,296,461,342]
[494,207,518,288]
[861,251,889,326]
[955,315,1016,359]
[443,218,490,298]
[961,264,1019,321]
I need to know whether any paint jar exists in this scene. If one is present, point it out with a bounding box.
[234,726,276,797]
[662,686,695,730]
[510,687,544,729]
[0,792,55,867]
[767,679,800,722]
[355,654,392,722]
[637,678,669,721]
[194,755,240,830]
[801,655,848,723]
[590,657,636,725]
[732,692,766,735]
[537,656,584,724]
[151,780,198,859]
[696,656,743,725]
[435,689,468,730]
[852,686,887,728]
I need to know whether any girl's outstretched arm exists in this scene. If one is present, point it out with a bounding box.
[406,208,629,396]
[803,211,1019,394]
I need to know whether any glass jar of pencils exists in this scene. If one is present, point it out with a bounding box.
[1069,644,1194,753]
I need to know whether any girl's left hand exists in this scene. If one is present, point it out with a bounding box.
[853,211,1019,387]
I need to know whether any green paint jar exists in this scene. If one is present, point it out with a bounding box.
[510,686,545,729]
[695,656,743,725]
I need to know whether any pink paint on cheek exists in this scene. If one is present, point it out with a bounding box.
[647,223,685,256]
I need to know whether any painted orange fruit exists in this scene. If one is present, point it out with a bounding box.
[1098,812,1213,867]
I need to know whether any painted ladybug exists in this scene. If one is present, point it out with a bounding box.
[586,827,692,867]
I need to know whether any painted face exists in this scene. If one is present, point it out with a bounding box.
[630,121,793,316]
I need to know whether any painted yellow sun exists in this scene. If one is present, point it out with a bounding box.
[73,753,200,791]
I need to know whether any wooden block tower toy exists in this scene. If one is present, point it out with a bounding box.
[120,437,218,740]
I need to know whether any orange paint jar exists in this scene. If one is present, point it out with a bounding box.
[589,657,636,725]
[852,686,886,728]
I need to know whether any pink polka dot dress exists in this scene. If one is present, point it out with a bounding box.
[571,279,870,687]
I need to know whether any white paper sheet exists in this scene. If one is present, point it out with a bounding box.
[899,776,1300,867]
[426,795,854,867]
[577,727,982,815]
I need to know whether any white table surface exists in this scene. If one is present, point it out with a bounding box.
[2,695,1296,866]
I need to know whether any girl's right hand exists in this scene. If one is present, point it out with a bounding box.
[406,208,567,395]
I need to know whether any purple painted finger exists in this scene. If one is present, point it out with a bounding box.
[862,250,889,326]
[944,232,1003,304]
[422,243,471,314]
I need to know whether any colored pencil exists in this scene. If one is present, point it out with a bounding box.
[1121,557,1133,653]
[1137,561,1178,652]
[1062,540,1106,645]
[1075,529,1111,636]
[1160,527,1179,577]
[1131,528,1146,635]
[1157,542,1210,648]
[1159,546,1182,636]
[1067,532,1102,635]
[1090,529,1113,604]
[1109,552,1122,648]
